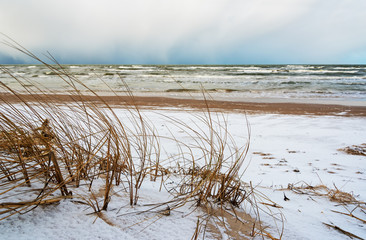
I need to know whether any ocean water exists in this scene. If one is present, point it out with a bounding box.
[1,64,365,105]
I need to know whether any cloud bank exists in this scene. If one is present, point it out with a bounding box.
[1,0,366,64]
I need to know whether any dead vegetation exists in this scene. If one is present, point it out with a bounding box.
[0,38,283,239]
[338,143,366,156]
[285,181,361,204]
[281,181,366,239]
[323,222,364,240]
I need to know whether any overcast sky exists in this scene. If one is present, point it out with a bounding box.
[1,0,366,64]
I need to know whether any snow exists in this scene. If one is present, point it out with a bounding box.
[0,107,365,239]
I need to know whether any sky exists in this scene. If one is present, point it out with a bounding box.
[0,0,366,64]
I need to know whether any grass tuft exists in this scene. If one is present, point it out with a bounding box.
[0,38,283,239]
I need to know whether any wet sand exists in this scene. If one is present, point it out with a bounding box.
[1,93,366,116]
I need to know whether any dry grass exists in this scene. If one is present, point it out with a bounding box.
[338,143,366,156]
[0,39,161,218]
[285,181,361,204]
[0,38,283,239]
[278,181,366,239]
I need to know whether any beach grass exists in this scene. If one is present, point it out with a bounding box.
[0,40,285,239]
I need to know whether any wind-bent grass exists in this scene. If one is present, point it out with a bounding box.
[0,38,283,239]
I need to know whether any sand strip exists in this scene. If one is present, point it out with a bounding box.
[1,93,366,116]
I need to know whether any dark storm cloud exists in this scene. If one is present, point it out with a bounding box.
[1,0,366,64]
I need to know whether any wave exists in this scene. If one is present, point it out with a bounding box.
[336,82,366,86]
[2,64,366,101]
[165,88,241,93]
[165,88,200,92]
[309,90,334,94]
[280,81,311,85]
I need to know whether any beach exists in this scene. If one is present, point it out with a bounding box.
[0,91,365,239]
[2,93,366,116]
[0,64,365,239]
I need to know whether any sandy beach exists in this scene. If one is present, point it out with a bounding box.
[0,90,365,239]
[2,93,366,116]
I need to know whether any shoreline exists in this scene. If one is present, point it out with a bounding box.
[133,91,366,107]
[1,92,366,116]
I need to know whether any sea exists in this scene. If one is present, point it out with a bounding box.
[1,64,365,105]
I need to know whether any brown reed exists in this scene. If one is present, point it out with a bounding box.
[0,37,283,239]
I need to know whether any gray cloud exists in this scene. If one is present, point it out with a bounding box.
[1,0,365,64]
[0,51,28,64]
